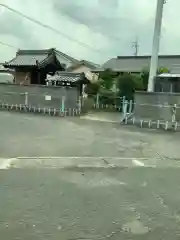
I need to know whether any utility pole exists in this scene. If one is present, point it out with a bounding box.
[132,37,139,56]
[147,0,166,92]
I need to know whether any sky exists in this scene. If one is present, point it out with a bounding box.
[0,0,179,64]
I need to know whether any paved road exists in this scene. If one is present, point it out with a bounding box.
[1,112,180,239]
[0,111,180,159]
[1,166,180,239]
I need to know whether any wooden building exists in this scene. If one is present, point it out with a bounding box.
[3,48,79,85]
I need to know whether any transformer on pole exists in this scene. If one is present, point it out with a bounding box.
[147,0,166,92]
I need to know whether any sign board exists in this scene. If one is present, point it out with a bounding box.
[45,95,51,101]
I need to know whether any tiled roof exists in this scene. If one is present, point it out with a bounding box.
[46,72,89,84]
[5,54,49,67]
[100,55,180,73]
[4,48,79,68]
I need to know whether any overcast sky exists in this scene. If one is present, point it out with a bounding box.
[0,0,179,64]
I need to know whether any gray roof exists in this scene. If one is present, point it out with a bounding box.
[46,72,89,84]
[4,48,79,68]
[96,55,180,73]
[5,53,48,67]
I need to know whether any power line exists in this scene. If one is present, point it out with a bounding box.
[0,4,109,56]
[0,41,18,49]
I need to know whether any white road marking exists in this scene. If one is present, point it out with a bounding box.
[132,159,145,167]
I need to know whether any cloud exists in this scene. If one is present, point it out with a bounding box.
[0,0,180,64]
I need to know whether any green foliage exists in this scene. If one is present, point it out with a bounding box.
[131,74,144,91]
[84,82,100,95]
[99,68,116,90]
[98,88,117,105]
[157,67,170,74]
[140,68,149,91]
[140,66,170,91]
[117,73,135,100]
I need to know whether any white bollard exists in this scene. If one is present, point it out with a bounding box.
[132,117,135,125]
[125,116,128,124]
[140,120,143,128]
[174,122,178,131]
[129,100,133,114]
[25,92,28,105]
[148,120,152,128]
[96,93,99,109]
[157,120,160,129]
[165,121,168,130]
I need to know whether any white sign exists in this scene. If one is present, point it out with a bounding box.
[45,95,51,101]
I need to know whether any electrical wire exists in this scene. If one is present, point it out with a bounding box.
[0,4,110,56]
[0,41,18,49]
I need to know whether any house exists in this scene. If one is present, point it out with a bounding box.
[155,73,180,93]
[92,55,180,74]
[3,48,79,85]
[67,60,100,82]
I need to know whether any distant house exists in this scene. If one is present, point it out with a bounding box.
[92,55,180,74]
[3,48,79,85]
[67,60,100,82]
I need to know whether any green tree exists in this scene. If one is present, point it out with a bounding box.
[131,74,144,91]
[141,68,149,91]
[141,66,169,91]
[84,82,100,96]
[117,73,135,100]
[99,68,116,90]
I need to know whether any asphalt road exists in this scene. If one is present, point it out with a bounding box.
[1,167,180,239]
[1,112,180,239]
[0,111,180,159]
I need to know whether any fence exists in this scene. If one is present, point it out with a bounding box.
[0,89,81,117]
[83,93,180,131]
[1,87,180,130]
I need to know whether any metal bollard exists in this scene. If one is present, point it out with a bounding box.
[61,96,65,113]
[140,120,143,128]
[148,120,152,128]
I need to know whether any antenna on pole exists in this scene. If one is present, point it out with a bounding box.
[132,36,139,56]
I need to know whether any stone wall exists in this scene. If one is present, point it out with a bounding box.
[134,91,180,121]
[0,84,80,110]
